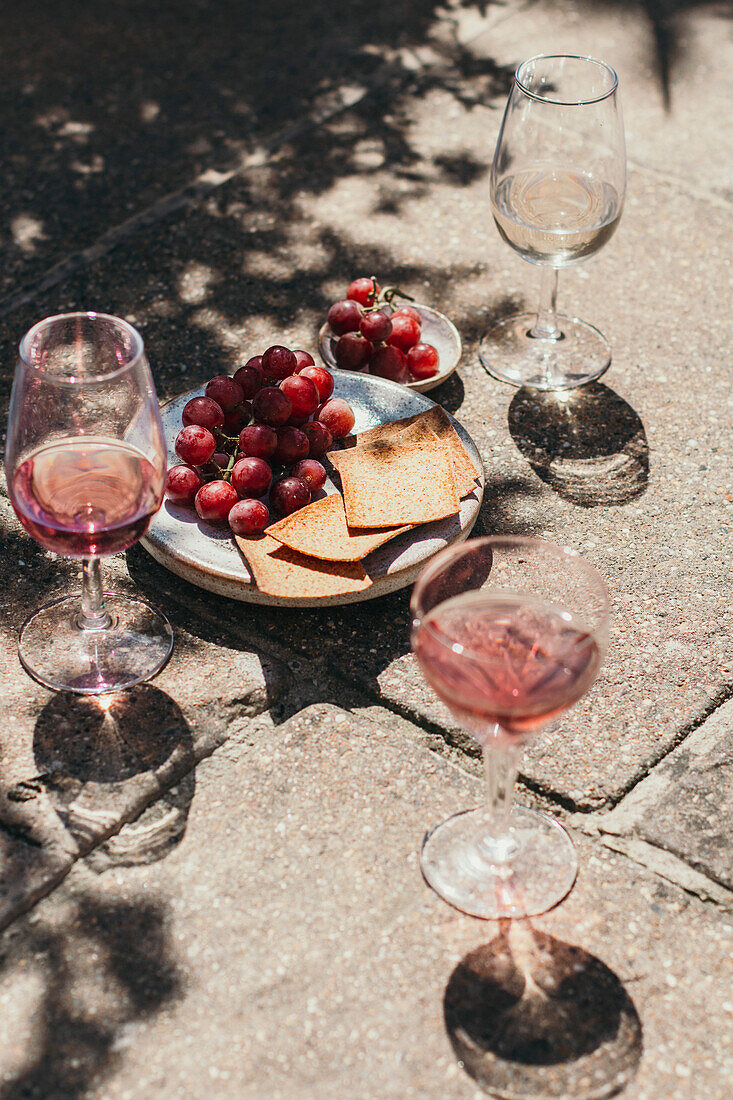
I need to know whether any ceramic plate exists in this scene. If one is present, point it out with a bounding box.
[141,373,484,606]
[318,303,461,393]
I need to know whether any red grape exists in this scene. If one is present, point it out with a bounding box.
[280,374,319,419]
[222,402,251,435]
[195,480,239,523]
[274,426,309,465]
[360,309,392,343]
[370,344,409,384]
[205,375,245,412]
[327,299,362,336]
[334,333,372,371]
[298,365,334,403]
[293,349,315,371]
[175,424,217,465]
[262,345,297,382]
[228,499,270,536]
[407,342,440,380]
[387,313,421,353]
[317,398,355,439]
[271,476,311,516]
[394,305,421,326]
[347,277,380,306]
[252,386,292,427]
[212,452,230,468]
[244,355,264,376]
[303,421,334,457]
[232,364,262,400]
[291,459,327,492]
[165,464,204,504]
[182,396,225,430]
[231,456,273,498]
[239,423,278,459]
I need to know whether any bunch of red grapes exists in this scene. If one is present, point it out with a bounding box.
[164,347,355,535]
[327,277,440,384]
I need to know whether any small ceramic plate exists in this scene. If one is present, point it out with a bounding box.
[318,303,462,393]
[141,373,484,607]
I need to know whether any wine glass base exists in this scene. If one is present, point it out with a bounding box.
[479,312,611,391]
[420,806,577,919]
[19,592,174,694]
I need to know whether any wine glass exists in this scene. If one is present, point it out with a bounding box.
[410,536,609,919]
[6,312,173,694]
[479,54,626,390]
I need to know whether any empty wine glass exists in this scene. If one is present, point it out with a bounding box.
[480,54,626,390]
[411,536,609,919]
[6,312,173,693]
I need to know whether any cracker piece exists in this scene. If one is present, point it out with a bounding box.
[357,407,479,497]
[328,419,438,472]
[266,493,412,562]
[235,534,372,598]
[333,439,460,528]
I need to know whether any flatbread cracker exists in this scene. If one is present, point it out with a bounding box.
[235,534,372,598]
[266,493,412,562]
[333,438,460,528]
[357,408,479,497]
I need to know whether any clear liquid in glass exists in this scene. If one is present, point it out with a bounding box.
[492,168,622,266]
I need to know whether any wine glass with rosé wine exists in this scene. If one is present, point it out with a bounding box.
[411,536,608,919]
[6,312,173,693]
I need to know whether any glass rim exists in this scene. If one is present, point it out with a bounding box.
[18,311,146,384]
[515,54,619,106]
[410,534,609,656]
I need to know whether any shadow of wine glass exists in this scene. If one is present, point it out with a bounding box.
[444,921,643,1099]
[32,685,195,869]
[507,384,649,508]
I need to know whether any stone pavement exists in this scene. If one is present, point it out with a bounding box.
[0,1,731,1097]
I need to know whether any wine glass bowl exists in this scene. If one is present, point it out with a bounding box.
[411,536,608,919]
[6,312,173,694]
[480,54,626,390]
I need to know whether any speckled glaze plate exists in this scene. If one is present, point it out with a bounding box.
[318,303,462,393]
[140,373,484,606]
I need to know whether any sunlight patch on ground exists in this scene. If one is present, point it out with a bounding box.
[11,213,46,254]
[58,120,94,142]
[140,100,160,123]
[178,262,216,305]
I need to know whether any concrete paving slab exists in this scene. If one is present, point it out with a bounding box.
[0,516,292,928]
[593,699,733,891]
[0,704,729,1099]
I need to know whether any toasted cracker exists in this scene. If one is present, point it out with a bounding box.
[235,533,372,598]
[332,438,460,528]
[329,419,439,472]
[266,493,412,562]
[357,408,479,497]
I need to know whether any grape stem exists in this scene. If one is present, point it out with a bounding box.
[377,285,416,308]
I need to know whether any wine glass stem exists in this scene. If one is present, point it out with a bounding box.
[479,733,521,866]
[530,266,561,341]
[80,558,112,630]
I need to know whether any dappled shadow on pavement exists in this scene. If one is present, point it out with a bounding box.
[508,384,649,507]
[444,921,643,1097]
[0,0,512,304]
[0,887,183,1100]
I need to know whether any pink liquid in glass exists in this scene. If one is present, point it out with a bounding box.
[413,593,601,742]
[11,437,162,557]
